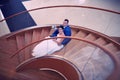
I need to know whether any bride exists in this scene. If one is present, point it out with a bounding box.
[32,27,65,58]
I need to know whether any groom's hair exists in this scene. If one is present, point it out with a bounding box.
[60,25,64,29]
[57,25,64,29]
[64,19,69,23]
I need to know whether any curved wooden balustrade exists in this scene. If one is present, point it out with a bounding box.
[0,25,120,80]
[10,36,120,80]
[5,25,120,52]
[16,56,83,80]
[0,5,120,22]
[0,4,120,80]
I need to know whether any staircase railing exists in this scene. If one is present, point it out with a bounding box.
[0,5,120,22]
[5,25,120,46]
[0,4,120,80]
[10,36,120,80]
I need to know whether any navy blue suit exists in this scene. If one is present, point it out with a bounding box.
[51,25,71,45]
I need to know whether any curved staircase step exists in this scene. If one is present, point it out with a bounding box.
[16,33,25,63]
[64,34,96,57]
[84,33,98,41]
[71,27,79,36]
[104,43,119,53]
[74,30,88,38]
[53,31,88,56]
[32,29,42,48]
[94,37,107,45]
[64,42,95,57]
[40,27,51,38]
[24,30,33,60]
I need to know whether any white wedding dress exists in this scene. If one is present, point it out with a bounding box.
[32,34,64,58]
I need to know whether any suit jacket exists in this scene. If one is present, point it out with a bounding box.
[51,25,71,45]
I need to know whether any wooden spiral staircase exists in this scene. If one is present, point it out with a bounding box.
[0,25,120,80]
[0,5,120,80]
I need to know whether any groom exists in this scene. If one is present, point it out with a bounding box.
[51,19,71,45]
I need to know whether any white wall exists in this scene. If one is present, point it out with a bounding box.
[22,0,120,37]
[0,9,10,37]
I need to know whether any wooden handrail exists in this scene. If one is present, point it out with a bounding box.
[5,25,120,48]
[2,22,118,55]
[10,36,110,58]
[70,25,120,47]
[5,26,51,38]
[0,5,120,22]
[16,56,83,80]
[11,36,120,80]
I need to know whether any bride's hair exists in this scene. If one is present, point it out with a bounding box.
[57,25,64,29]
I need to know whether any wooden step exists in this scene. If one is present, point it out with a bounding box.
[68,46,95,72]
[32,29,42,46]
[31,28,51,57]
[84,33,97,41]
[94,37,107,45]
[31,28,43,57]
[49,27,54,36]
[74,30,88,38]
[64,33,97,57]
[71,28,79,36]
[104,43,119,53]
[40,27,51,38]
[24,30,33,60]
[53,31,88,56]
[16,33,25,63]
[66,31,88,51]
[64,42,88,57]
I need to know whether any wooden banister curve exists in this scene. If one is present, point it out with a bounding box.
[0,5,120,22]
[5,25,120,47]
[11,36,120,80]
[0,5,120,79]
[16,56,83,80]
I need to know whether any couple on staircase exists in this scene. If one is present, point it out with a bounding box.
[32,19,71,58]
